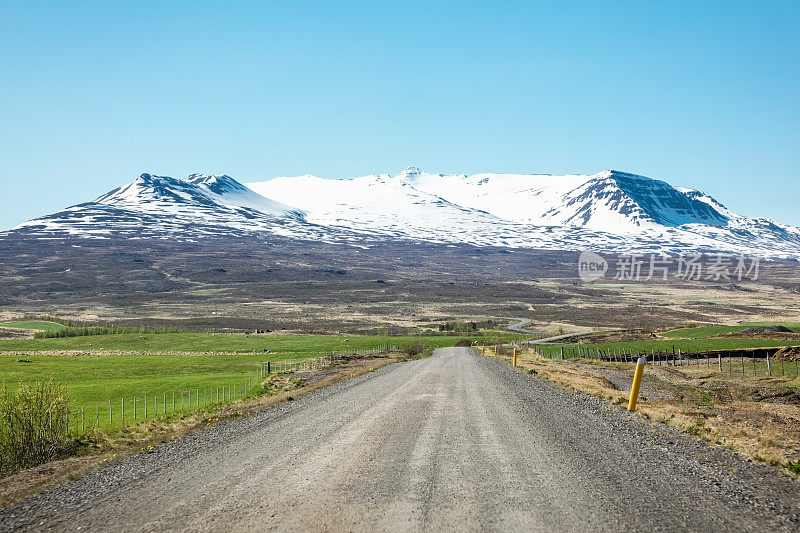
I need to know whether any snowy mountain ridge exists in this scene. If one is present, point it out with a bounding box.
[9,168,800,259]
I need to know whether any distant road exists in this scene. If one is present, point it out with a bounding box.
[3,348,799,531]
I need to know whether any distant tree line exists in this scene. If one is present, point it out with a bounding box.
[34,325,181,339]
[437,319,500,333]
[18,315,183,338]
[19,314,89,327]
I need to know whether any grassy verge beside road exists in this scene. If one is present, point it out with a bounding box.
[493,345,800,479]
[0,351,396,507]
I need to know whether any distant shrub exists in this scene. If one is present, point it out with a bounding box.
[401,339,427,357]
[454,339,473,347]
[0,380,73,476]
[786,461,800,475]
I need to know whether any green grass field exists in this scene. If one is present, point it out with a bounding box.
[662,322,800,338]
[0,320,67,332]
[0,331,520,353]
[536,337,800,358]
[0,332,523,429]
[1,352,269,428]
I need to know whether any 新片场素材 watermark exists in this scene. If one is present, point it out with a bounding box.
[577,252,760,282]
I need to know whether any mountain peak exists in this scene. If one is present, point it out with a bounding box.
[398,166,422,177]
[13,167,800,259]
[186,174,248,194]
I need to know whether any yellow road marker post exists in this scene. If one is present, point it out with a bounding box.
[494,346,497,357]
[628,357,646,411]
[513,347,517,367]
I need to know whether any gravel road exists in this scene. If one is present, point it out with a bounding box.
[3,347,800,532]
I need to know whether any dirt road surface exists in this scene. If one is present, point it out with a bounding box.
[2,347,800,531]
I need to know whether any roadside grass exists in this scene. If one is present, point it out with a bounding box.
[1,352,277,429]
[0,321,66,332]
[0,331,524,353]
[506,347,800,479]
[0,352,395,505]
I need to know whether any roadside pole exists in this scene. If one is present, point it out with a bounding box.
[628,357,646,411]
[513,347,517,367]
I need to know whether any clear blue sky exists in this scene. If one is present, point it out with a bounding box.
[1,1,798,230]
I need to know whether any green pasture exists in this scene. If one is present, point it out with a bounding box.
[1,352,269,428]
[662,322,800,338]
[0,320,67,332]
[0,331,521,353]
[0,332,524,429]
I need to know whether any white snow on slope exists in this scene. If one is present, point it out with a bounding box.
[245,167,800,258]
[10,168,800,259]
[185,174,303,216]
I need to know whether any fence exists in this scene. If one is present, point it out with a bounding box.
[528,344,800,379]
[53,343,400,437]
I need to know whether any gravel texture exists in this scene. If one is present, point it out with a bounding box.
[2,347,799,532]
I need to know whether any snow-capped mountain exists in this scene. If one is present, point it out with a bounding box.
[12,173,334,241]
[8,168,800,258]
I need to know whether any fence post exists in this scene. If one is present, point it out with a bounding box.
[718,353,722,372]
[767,351,771,376]
[121,397,125,425]
[628,358,646,411]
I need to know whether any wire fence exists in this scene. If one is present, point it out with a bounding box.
[528,344,800,379]
[54,343,400,437]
